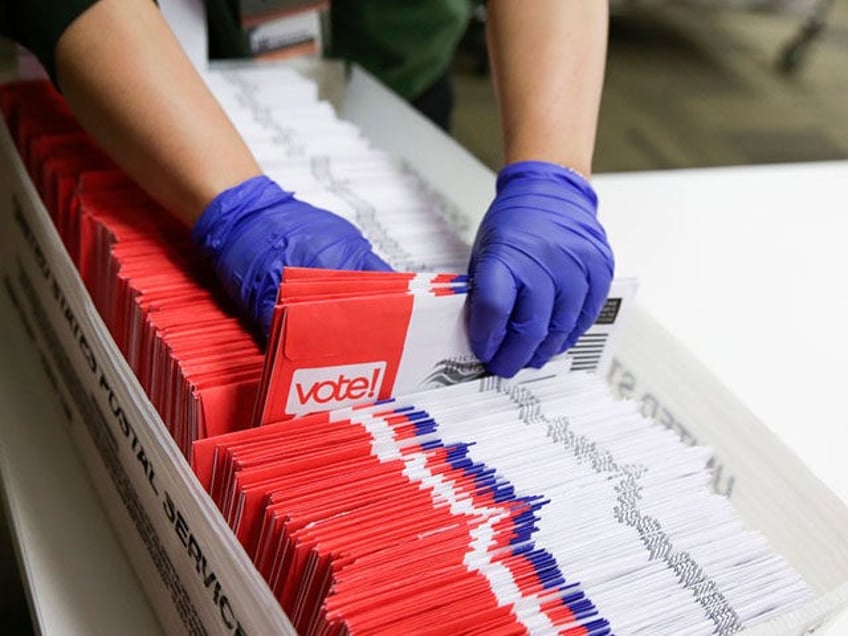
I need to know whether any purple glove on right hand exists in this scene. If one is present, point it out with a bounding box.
[468,161,614,378]
[191,175,391,339]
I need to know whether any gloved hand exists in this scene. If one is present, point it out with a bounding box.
[191,175,391,338]
[468,161,614,377]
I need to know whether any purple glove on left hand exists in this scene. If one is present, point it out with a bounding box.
[191,175,391,339]
[468,161,614,378]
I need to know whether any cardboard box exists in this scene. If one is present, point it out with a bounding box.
[1,62,846,635]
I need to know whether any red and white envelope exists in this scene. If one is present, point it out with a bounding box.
[255,268,634,424]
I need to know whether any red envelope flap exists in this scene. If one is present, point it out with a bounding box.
[191,411,333,490]
[258,288,417,422]
[261,293,414,420]
[279,278,416,299]
[281,292,413,361]
[197,377,261,439]
[190,438,220,493]
[282,266,417,282]
[192,418,289,490]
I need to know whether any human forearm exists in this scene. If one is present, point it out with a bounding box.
[467,2,613,377]
[486,0,608,176]
[54,0,261,226]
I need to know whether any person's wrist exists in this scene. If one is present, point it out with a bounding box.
[191,175,286,255]
[502,130,594,179]
[496,160,598,210]
[189,167,265,221]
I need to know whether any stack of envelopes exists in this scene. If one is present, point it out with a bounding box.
[0,76,813,636]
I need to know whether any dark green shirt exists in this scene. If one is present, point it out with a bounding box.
[328,0,471,100]
[0,0,95,82]
[1,0,472,101]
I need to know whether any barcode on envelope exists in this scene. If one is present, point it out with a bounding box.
[569,332,608,371]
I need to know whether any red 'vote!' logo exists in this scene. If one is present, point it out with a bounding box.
[286,362,388,415]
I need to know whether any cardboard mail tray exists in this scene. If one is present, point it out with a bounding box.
[0,62,846,635]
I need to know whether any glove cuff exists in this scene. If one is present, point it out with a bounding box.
[190,175,290,256]
[496,160,598,208]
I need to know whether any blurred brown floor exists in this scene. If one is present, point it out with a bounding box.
[452,1,848,173]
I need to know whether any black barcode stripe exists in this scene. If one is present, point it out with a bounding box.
[568,332,608,371]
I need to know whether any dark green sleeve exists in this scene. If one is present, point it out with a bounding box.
[206,0,249,59]
[0,0,100,84]
[328,0,472,101]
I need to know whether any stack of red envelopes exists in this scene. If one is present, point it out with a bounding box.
[1,80,263,456]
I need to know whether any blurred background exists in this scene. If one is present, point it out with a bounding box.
[453,0,848,173]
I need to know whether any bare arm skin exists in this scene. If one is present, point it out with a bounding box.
[54,0,261,226]
[486,0,608,177]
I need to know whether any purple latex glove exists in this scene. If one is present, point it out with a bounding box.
[191,175,391,338]
[468,161,614,377]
